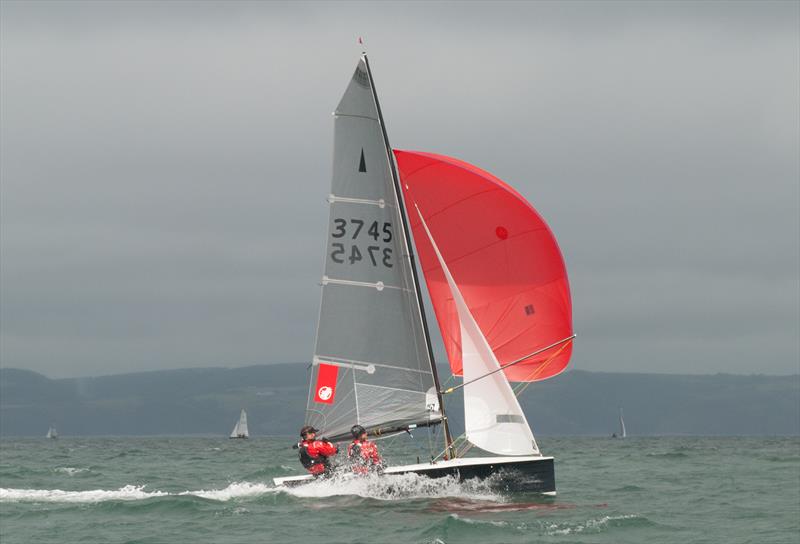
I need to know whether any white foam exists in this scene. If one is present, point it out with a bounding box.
[1,474,504,505]
[181,482,274,501]
[0,482,277,504]
[279,472,503,502]
[449,513,508,527]
[0,485,167,503]
[545,514,640,535]
[54,467,89,475]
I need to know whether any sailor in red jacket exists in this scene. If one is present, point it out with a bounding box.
[297,425,338,476]
[347,425,384,474]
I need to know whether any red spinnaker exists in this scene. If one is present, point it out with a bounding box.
[395,150,573,382]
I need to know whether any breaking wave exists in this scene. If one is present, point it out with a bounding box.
[277,472,503,502]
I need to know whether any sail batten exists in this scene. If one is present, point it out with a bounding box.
[321,277,410,291]
[314,356,435,375]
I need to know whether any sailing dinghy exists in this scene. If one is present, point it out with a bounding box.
[230,409,249,439]
[273,55,574,494]
[616,408,627,439]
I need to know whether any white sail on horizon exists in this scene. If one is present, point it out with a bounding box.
[230,409,249,439]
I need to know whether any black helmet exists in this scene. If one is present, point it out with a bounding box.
[350,424,366,438]
[300,425,319,438]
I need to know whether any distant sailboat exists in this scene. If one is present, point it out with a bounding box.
[613,408,627,439]
[46,426,58,439]
[229,409,249,439]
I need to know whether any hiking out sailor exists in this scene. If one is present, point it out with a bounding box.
[347,424,384,474]
[297,425,338,476]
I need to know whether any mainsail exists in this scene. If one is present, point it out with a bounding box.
[395,151,573,383]
[619,408,627,438]
[304,58,443,441]
[230,409,249,438]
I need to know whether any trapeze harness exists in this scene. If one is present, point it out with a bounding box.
[298,439,337,476]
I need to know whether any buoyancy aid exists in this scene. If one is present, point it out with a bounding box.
[298,439,338,475]
[347,439,382,474]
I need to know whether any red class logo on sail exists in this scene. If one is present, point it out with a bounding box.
[317,386,333,401]
[313,363,339,404]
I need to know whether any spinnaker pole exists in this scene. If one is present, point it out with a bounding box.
[362,54,456,460]
[442,334,576,395]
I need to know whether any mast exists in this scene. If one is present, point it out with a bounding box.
[362,54,455,459]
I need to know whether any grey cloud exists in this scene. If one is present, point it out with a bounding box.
[1,1,797,377]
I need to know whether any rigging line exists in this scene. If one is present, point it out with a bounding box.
[353,371,360,424]
[458,439,474,459]
[436,434,469,461]
[512,341,571,396]
[436,340,574,461]
[441,334,576,395]
[427,416,434,459]
[502,339,564,389]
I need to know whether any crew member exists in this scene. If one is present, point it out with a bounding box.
[347,424,383,474]
[297,425,338,476]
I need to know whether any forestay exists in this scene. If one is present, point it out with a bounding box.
[304,58,442,441]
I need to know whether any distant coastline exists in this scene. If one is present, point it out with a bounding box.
[2,365,798,437]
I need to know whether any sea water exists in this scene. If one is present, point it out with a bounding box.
[0,436,797,544]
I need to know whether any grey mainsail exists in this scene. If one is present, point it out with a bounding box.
[304,57,442,441]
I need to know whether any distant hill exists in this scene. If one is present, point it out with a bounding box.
[1,365,798,437]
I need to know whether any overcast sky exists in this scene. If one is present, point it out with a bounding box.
[1,1,798,378]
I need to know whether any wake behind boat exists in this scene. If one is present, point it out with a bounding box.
[273,54,574,494]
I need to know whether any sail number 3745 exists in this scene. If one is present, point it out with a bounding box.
[330,218,393,268]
